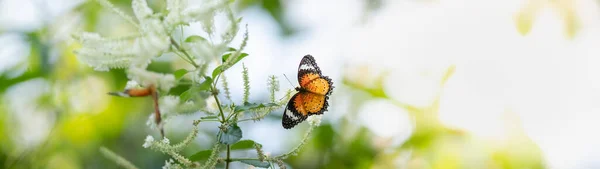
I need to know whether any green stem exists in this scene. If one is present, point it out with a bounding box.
[210,85,231,169]
[227,158,260,161]
[99,147,139,169]
[172,50,195,67]
[237,111,269,122]
[225,145,231,169]
[170,37,199,68]
[213,91,226,123]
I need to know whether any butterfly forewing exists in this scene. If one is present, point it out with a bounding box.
[304,77,332,95]
[298,55,321,73]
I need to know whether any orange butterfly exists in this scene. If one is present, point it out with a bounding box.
[283,55,334,129]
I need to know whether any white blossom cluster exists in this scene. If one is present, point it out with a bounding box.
[307,115,323,127]
[74,0,170,71]
[142,135,154,148]
[74,0,237,93]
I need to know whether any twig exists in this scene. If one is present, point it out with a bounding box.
[99,147,139,169]
[170,37,199,68]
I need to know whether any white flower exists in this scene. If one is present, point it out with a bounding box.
[146,113,157,129]
[163,0,186,31]
[162,159,175,169]
[125,80,140,89]
[162,137,170,144]
[74,0,170,71]
[185,39,218,61]
[132,0,153,19]
[160,96,180,116]
[307,115,323,127]
[143,135,155,148]
[73,33,138,71]
[127,66,176,92]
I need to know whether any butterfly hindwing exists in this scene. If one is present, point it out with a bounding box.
[301,92,328,115]
[283,93,308,129]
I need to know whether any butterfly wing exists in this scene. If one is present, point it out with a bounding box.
[297,55,322,87]
[282,92,329,129]
[298,55,321,76]
[283,92,307,129]
[297,55,334,95]
[282,55,334,129]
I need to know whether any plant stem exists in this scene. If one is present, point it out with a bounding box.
[99,147,139,169]
[225,145,231,169]
[170,37,199,68]
[211,85,231,169]
[228,158,261,161]
[213,92,226,123]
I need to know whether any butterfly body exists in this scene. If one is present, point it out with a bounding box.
[283,55,334,129]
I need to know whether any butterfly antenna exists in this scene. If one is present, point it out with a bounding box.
[283,74,295,88]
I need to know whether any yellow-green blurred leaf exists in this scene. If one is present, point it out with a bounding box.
[514,0,543,36]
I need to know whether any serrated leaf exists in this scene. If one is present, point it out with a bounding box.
[239,159,270,168]
[174,69,188,80]
[234,103,279,113]
[230,140,260,150]
[212,65,223,79]
[185,35,207,43]
[218,123,242,145]
[189,149,212,162]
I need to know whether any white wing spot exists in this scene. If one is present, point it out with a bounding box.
[286,108,299,120]
[299,64,316,70]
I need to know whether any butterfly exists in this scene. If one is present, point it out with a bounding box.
[282,55,334,129]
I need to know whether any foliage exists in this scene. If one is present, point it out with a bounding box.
[514,0,580,38]
[70,0,322,168]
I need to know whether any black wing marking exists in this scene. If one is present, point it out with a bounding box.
[282,93,307,129]
[297,55,322,83]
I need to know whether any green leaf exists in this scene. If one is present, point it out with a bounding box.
[179,77,212,101]
[211,65,223,79]
[227,47,237,52]
[174,69,188,80]
[234,102,279,113]
[189,149,212,162]
[221,53,232,63]
[200,115,219,120]
[235,53,249,63]
[223,53,248,65]
[239,159,270,168]
[179,89,193,102]
[221,53,249,65]
[198,76,213,91]
[218,123,242,145]
[185,35,207,43]
[230,140,260,150]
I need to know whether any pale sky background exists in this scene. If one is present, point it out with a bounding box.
[2,0,600,168]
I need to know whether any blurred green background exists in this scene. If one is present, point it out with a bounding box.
[1,0,599,168]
